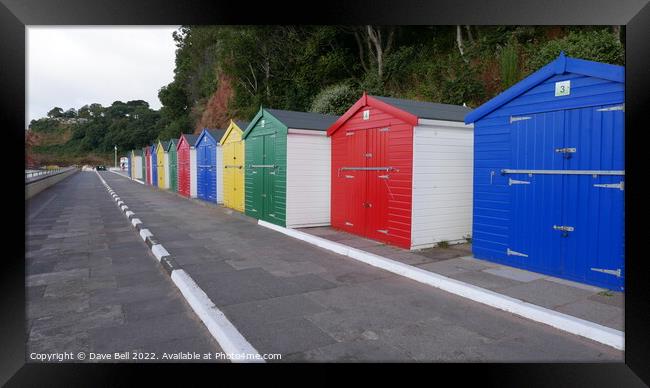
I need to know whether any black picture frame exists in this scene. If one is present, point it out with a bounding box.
[3,0,649,385]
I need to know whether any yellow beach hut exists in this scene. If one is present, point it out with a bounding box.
[156,139,169,189]
[219,119,249,212]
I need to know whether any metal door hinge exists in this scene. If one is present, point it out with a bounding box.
[509,178,530,186]
[364,153,373,158]
[346,131,355,136]
[594,181,624,191]
[552,225,574,232]
[377,229,388,234]
[590,267,622,277]
[555,147,576,154]
[378,175,389,179]
[344,175,354,179]
[363,202,372,208]
[344,221,354,226]
[379,127,390,132]
[510,116,532,123]
[597,105,624,112]
[507,248,528,257]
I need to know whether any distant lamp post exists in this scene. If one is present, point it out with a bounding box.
[114,145,118,168]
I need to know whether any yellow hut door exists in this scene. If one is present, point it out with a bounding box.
[223,141,244,212]
[157,147,165,188]
[223,142,234,209]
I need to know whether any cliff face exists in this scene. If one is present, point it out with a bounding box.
[194,73,234,133]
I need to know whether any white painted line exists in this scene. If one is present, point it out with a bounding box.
[131,218,142,227]
[139,229,153,241]
[151,244,170,262]
[125,210,135,218]
[257,220,625,350]
[171,269,264,362]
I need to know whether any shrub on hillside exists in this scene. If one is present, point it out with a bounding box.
[310,83,360,116]
[527,29,624,71]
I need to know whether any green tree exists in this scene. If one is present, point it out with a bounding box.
[47,107,63,118]
[63,108,77,118]
[78,105,91,118]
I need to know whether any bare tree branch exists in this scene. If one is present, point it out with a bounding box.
[385,27,395,56]
[353,30,369,73]
[465,25,474,44]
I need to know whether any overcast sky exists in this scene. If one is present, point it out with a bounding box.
[27,26,179,127]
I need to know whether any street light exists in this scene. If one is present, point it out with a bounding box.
[114,145,117,168]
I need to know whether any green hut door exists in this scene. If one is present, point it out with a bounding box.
[169,148,178,191]
[247,136,264,217]
[263,134,277,222]
[246,133,279,225]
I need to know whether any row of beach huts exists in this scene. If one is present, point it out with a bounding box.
[123,54,625,291]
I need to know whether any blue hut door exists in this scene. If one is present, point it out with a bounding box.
[561,105,625,290]
[198,143,206,200]
[208,143,217,202]
[508,111,564,273]
[508,106,624,291]
[151,150,158,187]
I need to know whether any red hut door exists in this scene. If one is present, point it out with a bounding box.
[340,129,367,237]
[338,127,391,243]
[364,127,391,242]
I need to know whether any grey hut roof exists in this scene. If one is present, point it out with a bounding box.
[266,109,339,131]
[181,133,199,146]
[234,120,250,130]
[370,95,471,122]
[166,139,178,151]
[160,140,170,150]
[206,129,227,142]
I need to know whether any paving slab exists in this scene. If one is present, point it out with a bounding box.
[449,270,524,291]
[482,266,547,282]
[284,338,413,362]
[498,279,596,309]
[222,294,328,325]
[235,316,338,357]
